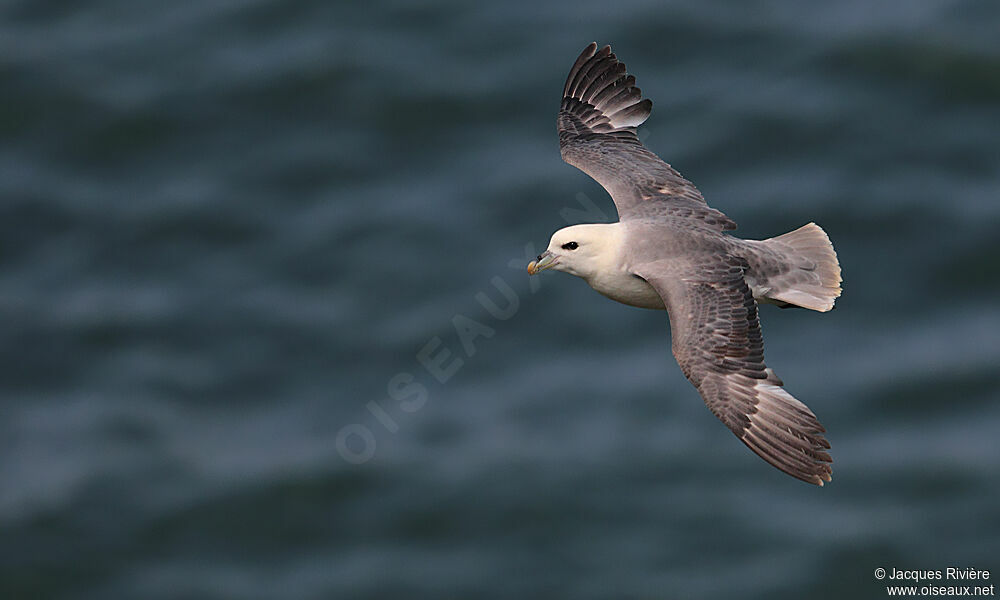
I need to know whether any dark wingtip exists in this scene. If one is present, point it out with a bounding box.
[564,42,601,97]
[578,42,599,62]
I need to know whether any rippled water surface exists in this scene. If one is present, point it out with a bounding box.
[2,1,999,598]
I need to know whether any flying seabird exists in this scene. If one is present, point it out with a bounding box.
[528,43,843,485]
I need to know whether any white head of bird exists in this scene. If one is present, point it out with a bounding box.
[527,223,623,280]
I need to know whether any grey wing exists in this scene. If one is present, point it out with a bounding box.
[558,43,735,230]
[634,255,833,486]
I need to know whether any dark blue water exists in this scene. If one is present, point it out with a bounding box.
[2,1,999,598]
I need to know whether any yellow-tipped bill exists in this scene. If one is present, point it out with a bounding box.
[527,251,557,275]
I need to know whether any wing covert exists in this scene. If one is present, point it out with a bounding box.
[558,43,735,230]
[634,256,833,485]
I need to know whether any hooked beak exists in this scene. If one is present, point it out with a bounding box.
[527,251,557,275]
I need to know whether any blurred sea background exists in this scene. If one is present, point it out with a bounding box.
[2,1,999,598]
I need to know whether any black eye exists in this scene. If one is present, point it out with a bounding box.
[561,241,579,250]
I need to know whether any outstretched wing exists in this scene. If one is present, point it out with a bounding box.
[634,255,833,485]
[558,43,735,230]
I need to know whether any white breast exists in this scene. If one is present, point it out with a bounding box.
[562,222,666,310]
[587,269,665,310]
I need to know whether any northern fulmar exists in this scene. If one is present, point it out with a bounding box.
[528,43,843,485]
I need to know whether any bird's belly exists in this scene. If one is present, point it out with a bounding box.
[588,271,665,310]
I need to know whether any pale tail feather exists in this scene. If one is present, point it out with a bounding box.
[746,223,842,312]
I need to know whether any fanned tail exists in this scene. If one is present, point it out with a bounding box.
[746,223,843,312]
